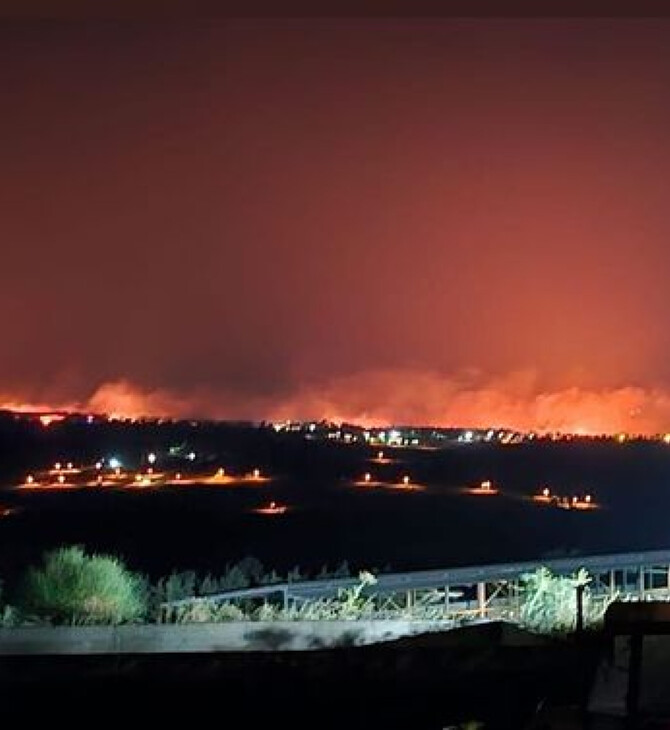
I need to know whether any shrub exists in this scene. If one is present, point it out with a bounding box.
[163,599,246,623]
[519,567,612,635]
[1,605,19,627]
[18,546,146,625]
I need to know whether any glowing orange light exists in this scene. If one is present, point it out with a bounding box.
[26,475,34,485]
[175,473,181,480]
[402,475,410,486]
[481,480,492,490]
[67,462,73,470]
[257,500,287,515]
[542,487,550,498]
[39,414,65,427]
[54,462,61,471]
[364,473,371,483]
[572,496,578,504]
[378,451,384,460]
[57,475,65,484]
[217,467,225,478]
[253,468,260,479]
[115,467,121,476]
[585,494,592,503]
[135,474,142,482]
[147,467,153,475]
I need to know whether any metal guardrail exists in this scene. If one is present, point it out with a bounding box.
[162,547,670,611]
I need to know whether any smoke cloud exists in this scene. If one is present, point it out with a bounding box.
[2,369,670,435]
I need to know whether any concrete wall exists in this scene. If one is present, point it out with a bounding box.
[0,619,455,655]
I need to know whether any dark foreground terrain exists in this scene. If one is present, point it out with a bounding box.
[0,623,603,729]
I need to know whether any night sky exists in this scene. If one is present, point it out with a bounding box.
[3,18,670,432]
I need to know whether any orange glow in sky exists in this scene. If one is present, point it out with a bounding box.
[4,22,670,436]
[2,369,670,435]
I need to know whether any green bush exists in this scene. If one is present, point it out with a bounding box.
[519,567,612,635]
[168,600,246,623]
[18,546,146,625]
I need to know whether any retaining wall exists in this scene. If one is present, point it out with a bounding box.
[0,619,457,654]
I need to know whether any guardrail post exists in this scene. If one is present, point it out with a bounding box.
[610,570,616,598]
[515,579,522,618]
[477,581,486,618]
[639,568,645,599]
[575,584,585,635]
[444,584,450,617]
